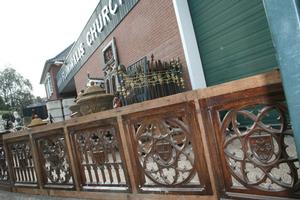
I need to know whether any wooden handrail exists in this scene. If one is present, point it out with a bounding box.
[3,70,281,141]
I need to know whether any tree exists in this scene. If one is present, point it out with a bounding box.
[0,67,34,113]
[0,96,9,110]
[33,96,46,104]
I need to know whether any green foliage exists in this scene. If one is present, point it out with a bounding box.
[0,67,34,113]
[0,110,10,116]
[0,96,9,110]
[2,112,15,122]
[33,96,46,104]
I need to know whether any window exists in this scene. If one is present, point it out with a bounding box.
[112,76,116,93]
[106,79,110,94]
[45,73,53,98]
[102,38,119,94]
[86,78,105,88]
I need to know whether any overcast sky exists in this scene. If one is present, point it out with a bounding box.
[0,0,99,97]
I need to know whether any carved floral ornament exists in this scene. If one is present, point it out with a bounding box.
[220,104,300,191]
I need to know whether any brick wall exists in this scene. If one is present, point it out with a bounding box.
[48,64,62,100]
[74,0,190,93]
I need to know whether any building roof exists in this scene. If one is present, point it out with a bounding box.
[40,43,74,84]
[26,102,47,108]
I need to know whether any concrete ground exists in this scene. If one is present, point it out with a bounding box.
[0,190,86,200]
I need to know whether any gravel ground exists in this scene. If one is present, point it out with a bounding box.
[0,190,86,200]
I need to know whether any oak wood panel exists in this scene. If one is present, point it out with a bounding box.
[204,83,300,199]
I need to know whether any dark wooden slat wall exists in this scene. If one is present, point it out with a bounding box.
[188,0,278,86]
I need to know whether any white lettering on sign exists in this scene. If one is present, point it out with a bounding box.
[72,43,85,66]
[61,42,85,82]
[86,0,124,46]
[109,0,118,15]
[102,5,110,26]
[58,0,135,88]
[68,42,85,73]
[96,14,104,33]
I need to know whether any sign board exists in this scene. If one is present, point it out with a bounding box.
[57,0,139,92]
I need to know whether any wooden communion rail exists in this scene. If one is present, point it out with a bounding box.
[0,70,299,200]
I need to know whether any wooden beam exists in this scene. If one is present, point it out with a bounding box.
[117,116,138,193]
[63,127,80,191]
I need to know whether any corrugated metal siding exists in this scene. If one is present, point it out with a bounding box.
[188,0,278,86]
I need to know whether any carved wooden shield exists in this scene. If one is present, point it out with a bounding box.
[18,158,27,168]
[249,135,274,163]
[155,140,172,163]
[93,150,106,165]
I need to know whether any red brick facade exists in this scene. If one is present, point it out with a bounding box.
[48,64,62,101]
[74,0,190,93]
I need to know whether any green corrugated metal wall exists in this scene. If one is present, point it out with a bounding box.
[187,0,278,86]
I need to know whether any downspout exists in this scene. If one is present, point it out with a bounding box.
[263,0,300,161]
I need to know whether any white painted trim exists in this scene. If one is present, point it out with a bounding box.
[173,0,207,89]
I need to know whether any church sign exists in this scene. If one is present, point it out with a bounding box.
[57,0,139,92]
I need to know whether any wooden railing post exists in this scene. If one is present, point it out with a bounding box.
[2,140,14,191]
[117,115,138,193]
[29,134,44,189]
[195,99,224,198]
[63,127,81,191]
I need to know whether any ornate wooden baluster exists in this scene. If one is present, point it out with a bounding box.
[84,146,93,184]
[11,152,17,182]
[99,164,106,183]
[23,152,29,182]
[111,140,121,183]
[15,152,20,182]
[76,134,87,185]
[28,152,35,182]
[115,164,121,184]
[26,158,32,183]
[14,151,18,182]
[91,131,100,184]
[104,144,113,184]
[92,163,100,184]
[20,153,25,182]
[107,164,113,184]
[16,153,21,182]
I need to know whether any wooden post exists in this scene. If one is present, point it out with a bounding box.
[195,99,223,199]
[3,140,14,191]
[63,127,81,191]
[29,134,43,189]
[117,115,138,193]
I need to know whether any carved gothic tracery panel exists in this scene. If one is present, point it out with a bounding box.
[73,125,128,190]
[220,104,300,192]
[136,118,198,186]
[9,141,37,185]
[37,135,73,186]
[128,106,209,193]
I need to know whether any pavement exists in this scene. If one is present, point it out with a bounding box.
[0,190,85,200]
